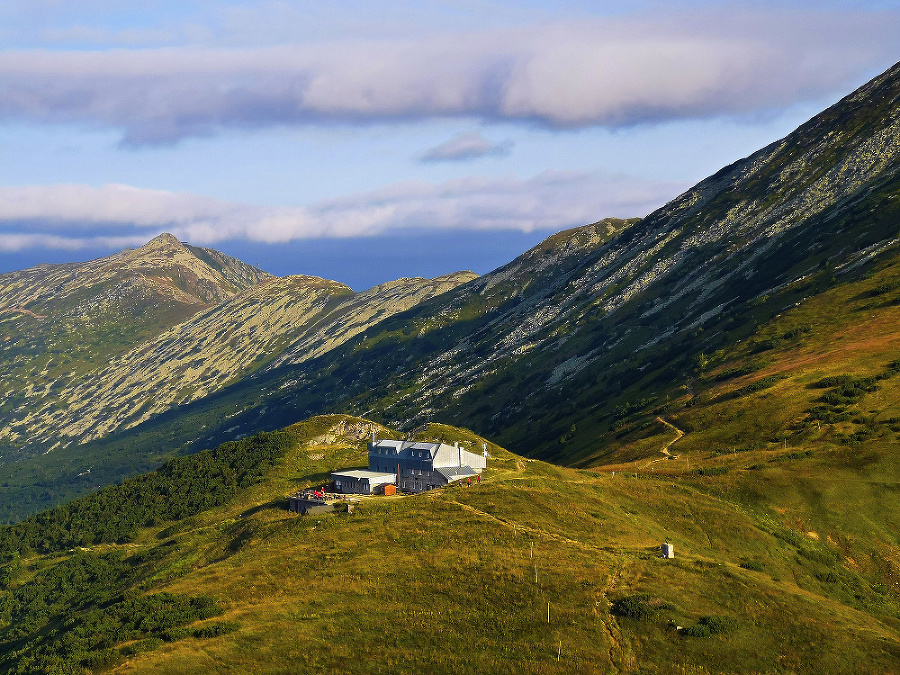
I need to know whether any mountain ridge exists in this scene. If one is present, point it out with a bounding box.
[1,62,899,521]
[0,240,477,454]
[167,58,900,469]
[0,233,275,450]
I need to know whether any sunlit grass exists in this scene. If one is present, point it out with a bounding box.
[87,414,900,674]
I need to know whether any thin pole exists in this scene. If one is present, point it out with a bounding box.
[547,601,550,623]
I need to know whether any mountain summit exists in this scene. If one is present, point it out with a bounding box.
[0,232,271,313]
[141,231,181,246]
[118,232,273,304]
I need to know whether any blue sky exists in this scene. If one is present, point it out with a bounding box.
[0,1,898,289]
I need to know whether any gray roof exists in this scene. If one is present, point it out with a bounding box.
[332,470,396,480]
[435,466,478,481]
[371,440,442,456]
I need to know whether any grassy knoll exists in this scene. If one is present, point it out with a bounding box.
[1,415,897,673]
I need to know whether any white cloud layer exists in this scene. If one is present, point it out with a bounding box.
[0,10,896,144]
[0,173,686,251]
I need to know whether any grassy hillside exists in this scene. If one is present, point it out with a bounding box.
[553,234,900,465]
[1,415,897,674]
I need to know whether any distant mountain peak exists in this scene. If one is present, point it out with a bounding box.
[123,232,187,257]
[0,237,276,453]
[122,232,188,263]
[107,234,273,303]
[145,232,182,247]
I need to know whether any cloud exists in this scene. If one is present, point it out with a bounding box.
[419,131,513,162]
[0,9,896,144]
[0,232,152,253]
[0,173,686,251]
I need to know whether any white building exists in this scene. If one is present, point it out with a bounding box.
[332,439,488,494]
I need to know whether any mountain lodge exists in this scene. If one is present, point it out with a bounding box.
[331,438,487,494]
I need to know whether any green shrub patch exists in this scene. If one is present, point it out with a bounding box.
[610,593,672,620]
[682,615,738,637]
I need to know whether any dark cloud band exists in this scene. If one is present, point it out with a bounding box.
[0,12,896,144]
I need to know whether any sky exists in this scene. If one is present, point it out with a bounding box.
[0,1,898,289]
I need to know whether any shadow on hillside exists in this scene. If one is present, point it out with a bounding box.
[239,499,288,519]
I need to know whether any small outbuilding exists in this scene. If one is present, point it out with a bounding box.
[433,465,479,486]
[331,470,396,495]
[661,542,675,559]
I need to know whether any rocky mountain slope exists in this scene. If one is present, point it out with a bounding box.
[1,271,473,451]
[0,230,476,460]
[339,58,900,452]
[120,59,900,470]
[0,234,271,441]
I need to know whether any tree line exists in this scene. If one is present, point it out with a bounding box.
[0,429,297,556]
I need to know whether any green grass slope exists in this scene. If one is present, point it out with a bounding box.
[554,233,900,467]
[0,415,897,674]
